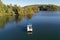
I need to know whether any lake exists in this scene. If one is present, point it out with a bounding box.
[0,11,60,40]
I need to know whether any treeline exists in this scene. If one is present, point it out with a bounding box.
[0,0,15,16]
[0,0,40,16]
[39,5,60,11]
[0,0,60,16]
[25,5,60,11]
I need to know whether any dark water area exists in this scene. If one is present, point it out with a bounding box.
[0,11,60,40]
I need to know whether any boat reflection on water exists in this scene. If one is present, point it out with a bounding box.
[27,31,32,35]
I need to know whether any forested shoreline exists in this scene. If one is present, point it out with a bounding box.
[0,0,60,16]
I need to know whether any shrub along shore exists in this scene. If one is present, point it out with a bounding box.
[0,0,60,16]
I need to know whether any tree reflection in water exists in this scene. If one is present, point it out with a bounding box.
[0,13,34,29]
[0,16,14,28]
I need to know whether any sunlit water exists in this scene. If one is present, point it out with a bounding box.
[0,11,60,40]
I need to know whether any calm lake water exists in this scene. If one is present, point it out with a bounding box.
[0,11,60,40]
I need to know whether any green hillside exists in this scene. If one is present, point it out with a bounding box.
[0,0,60,16]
